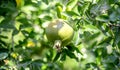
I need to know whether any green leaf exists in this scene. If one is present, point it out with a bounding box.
[56,6,62,18]
[83,24,99,32]
[82,3,90,14]
[53,52,61,62]
[65,49,76,59]
[60,53,66,61]
[12,29,19,36]
[0,19,15,29]
[95,14,109,22]
[109,12,118,22]
[67,0,78,11]
[13,31,25,44]
[46,50,54,61]
[0,52,8,60]
[42,0,49,4]
[0,39,7,47]
[109,0,119,4]
[66,44,75,52]
[0,35,8,39]
[66,11,79,16]
[43,15,52,20]
[86,63,98,69]
[66,43,82,53]
[98,37,113,45]
[16,0,24,9]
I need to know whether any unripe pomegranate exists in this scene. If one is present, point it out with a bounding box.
[45,19,74,51]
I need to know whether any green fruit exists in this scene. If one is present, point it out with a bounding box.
[45,19,74,47]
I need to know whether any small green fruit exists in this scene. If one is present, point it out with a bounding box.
[45,19,74,51]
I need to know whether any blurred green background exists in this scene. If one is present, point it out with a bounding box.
[0,0,120,70]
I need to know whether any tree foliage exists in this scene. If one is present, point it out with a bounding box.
[0,0,120,70]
